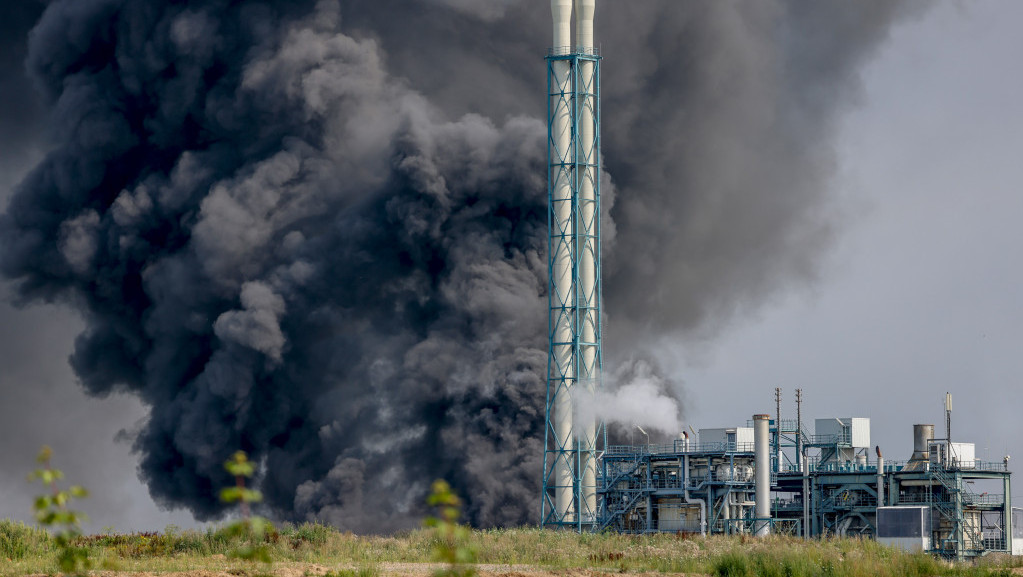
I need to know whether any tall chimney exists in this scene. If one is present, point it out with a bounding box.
[576,0,595,51]
[552,0,572,53]
[542,0,603,531]
[754,414,771,536]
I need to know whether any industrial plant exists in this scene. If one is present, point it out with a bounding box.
[538,0,1019,561]
[598,391,1021,560]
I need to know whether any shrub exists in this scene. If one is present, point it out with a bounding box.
[424,480,475,577]
[714,551,751,577]
[0,519,48,560]
[220,450,275,564]
[28,446,91,575]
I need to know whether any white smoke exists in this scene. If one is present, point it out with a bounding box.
[575,358,684,434]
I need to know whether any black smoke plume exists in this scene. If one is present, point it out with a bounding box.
[0,0,921,530]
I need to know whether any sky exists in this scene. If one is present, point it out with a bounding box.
[0,0,1021,531]
[676,0,1023,500]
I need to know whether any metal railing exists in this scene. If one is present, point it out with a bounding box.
[547,46,601,57]
[966,493,1005,506]
[604,441,756,456]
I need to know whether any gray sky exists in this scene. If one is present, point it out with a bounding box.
[673,0,1023,502]
[1,0,1021,530]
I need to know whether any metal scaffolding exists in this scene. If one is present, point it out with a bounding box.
[541,47,605,530]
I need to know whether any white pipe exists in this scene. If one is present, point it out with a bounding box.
[802,447,809,539]
[551,0,575,523]
[876,446,885,507]
[683,454,707,535]
[754,414,771,536]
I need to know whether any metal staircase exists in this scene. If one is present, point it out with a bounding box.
[929,466,984,558]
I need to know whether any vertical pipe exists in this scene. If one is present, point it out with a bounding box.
[945,392,952,446]
[682,453,706,535]
[575,0,598,524]
[802,450,809,538]
[876,446,885,508]
[550,0,575,523]
[645,459,652,532]
[775,388,782,473]
[754,414,771,536]
[795,389,803,470]
[1004,475,1012,552]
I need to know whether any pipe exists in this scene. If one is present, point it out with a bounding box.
[802,446,809,539]
[754,414,771,536]
[682,454,706,535]
[876,446,884,507]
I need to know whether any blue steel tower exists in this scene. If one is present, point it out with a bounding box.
[541,0,604,530]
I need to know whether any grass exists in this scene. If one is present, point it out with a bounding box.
[0,518,1020,576]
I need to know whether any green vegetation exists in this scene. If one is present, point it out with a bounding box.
[1,523,1021,576]
[424,480,475,577]
[4,456,1019,577]
[219,450,275,565]
[27,446,92,576]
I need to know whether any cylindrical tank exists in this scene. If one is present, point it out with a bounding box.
[716,464,732,481]
[754,414,771,536]
[738,464,754,482]
[912,424,934,461]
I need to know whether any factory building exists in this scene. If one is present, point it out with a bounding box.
[598,393,1017,560]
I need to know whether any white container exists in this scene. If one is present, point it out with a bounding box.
[949,442,976,469]
[815,418,870,448]
[700,427,754,449]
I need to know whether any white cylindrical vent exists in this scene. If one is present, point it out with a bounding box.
[552,0,572,53]
[754,414,771,536]
[576,0,595,51]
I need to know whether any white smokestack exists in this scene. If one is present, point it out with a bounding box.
[575,0,598,524]
[576,0,595,51]
[550,0,575,523]
[552,0,572,52]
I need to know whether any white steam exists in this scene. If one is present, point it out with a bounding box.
[575,359,683,434]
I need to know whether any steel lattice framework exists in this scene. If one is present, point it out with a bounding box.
[541,48,605,530]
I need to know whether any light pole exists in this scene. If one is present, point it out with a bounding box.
[636,425,649,448]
